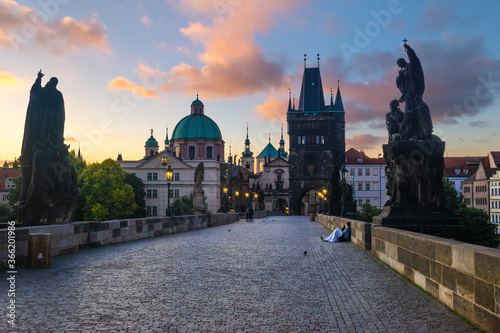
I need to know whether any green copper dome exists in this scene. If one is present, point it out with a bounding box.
[145,135,158,147]
[191,97,204,106]
[171,114,222,141]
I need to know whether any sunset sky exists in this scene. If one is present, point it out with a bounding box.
[1,0,500,163]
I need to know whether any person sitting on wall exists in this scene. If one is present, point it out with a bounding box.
[321,222,351,242]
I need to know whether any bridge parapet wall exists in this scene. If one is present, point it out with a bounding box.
[0,213,239,269]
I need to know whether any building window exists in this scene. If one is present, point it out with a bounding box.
[189,146,195,159]
[358,183,363,191]
[373,182,378,191]
[147,189,152,198]
[358,169,363,176]
[153,173,158,180]
[175,189,180,198]
[350,169,354,176]
[147,173,158,181]
[207,146,213,160]
[321,136,325,144]
[365,198,370,204]
[298,136,301,144]
[316,136,320,144]
[465,198,471,205]
[174,173,180,181]
[2,194,6,202]
[464,186,470,193]
[146,206,158,216]
[365,168,370,176]
[366,183,370,191]
[302,136,306,144]
[246,162,250,169]
[373,168,378,176]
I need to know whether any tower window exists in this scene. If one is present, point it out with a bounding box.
[246,162,250,169]
[321,136,325,144]
[189,146,195,159]
[207,146,213,159]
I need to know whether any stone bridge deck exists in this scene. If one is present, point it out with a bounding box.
[1,216,476,332]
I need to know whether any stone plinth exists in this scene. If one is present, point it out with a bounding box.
[193,188,206,215]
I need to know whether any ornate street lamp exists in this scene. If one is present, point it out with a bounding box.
[165,164,173,216]
[223,186,228,212]
[235,191,239,212]
[245,192,250,209]
[254,193,258,211]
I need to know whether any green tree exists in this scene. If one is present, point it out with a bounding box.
[356,202,382,222]
[69,150,87,177]
[458,207,500,248]
[78,159,138,221]
[8,157,20,170]
[0,203,16,222]
[171,195,193,216]
[442,176,466,216]
[124,172,146,218]
[6,175,22,220]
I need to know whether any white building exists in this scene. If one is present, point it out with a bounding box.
[118,97,224,215]
[345,148,387,209]
[489,170,500,233]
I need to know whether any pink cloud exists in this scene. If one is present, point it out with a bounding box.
[137,0,304,98]
[254,97,287,122]
[346,133,385,150]
[140,15,152,27]
[108,76,160,99]
[0,1,111,54]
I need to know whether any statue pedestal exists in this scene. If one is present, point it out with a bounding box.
[373,206,468,241]
[192,188,206,215]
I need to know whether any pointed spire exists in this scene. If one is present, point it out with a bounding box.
[269,133,271,143]
[78,143,81,159]
[304,54,307,68]
[330,87,334,111]
[317,53,320,67]
[242,123,253,157]
[288,88,292,111]
[151,128,154,137]
[165,124,169,151]
[334,79,344,111]
[293,95,295,109]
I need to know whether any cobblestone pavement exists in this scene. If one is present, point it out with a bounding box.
[2,216,477,332]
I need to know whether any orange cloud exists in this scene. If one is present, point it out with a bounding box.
[254,97,287,122]
[0,1,111,54]
[0,71,22,86]
[108,77,160,99]
[137,0,304,98]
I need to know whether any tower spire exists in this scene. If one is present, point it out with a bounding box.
[165,124,169,151]
[334,79,344,111]
[304,54,307,68]
[330,87,334,110]
[288,88,292,111]
[317,53,320,67]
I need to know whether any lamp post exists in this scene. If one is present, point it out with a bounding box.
[164,162,173,217]
[254,193,258,211]
[235,191,239,212]
[340,164,348,217]
[378,153,383,209]
[322,188,327,214]
[245,192,250,209]
[223,186,228,212]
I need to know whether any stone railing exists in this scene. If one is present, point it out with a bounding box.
[0,213,239,269]
[318,214,500,333]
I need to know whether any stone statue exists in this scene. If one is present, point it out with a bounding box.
[374,42,466,241]
[18,70,79,225]
[386,99,404,141]
[396,43,425,113]
[194,162,204,188]
[192,162,206,214]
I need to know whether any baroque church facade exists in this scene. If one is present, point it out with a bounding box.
[118,97,223,215]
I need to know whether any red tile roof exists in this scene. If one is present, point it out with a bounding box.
[345,148,385,165]
[0,168,22,191]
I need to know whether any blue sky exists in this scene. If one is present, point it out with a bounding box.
[1,0,500,163]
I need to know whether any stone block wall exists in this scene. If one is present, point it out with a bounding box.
[372,225,500,333]
[0,213,239,269]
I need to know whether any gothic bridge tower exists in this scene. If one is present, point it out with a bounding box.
[287,55,345,215]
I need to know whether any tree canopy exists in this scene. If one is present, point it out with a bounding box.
[78,159,138,221]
